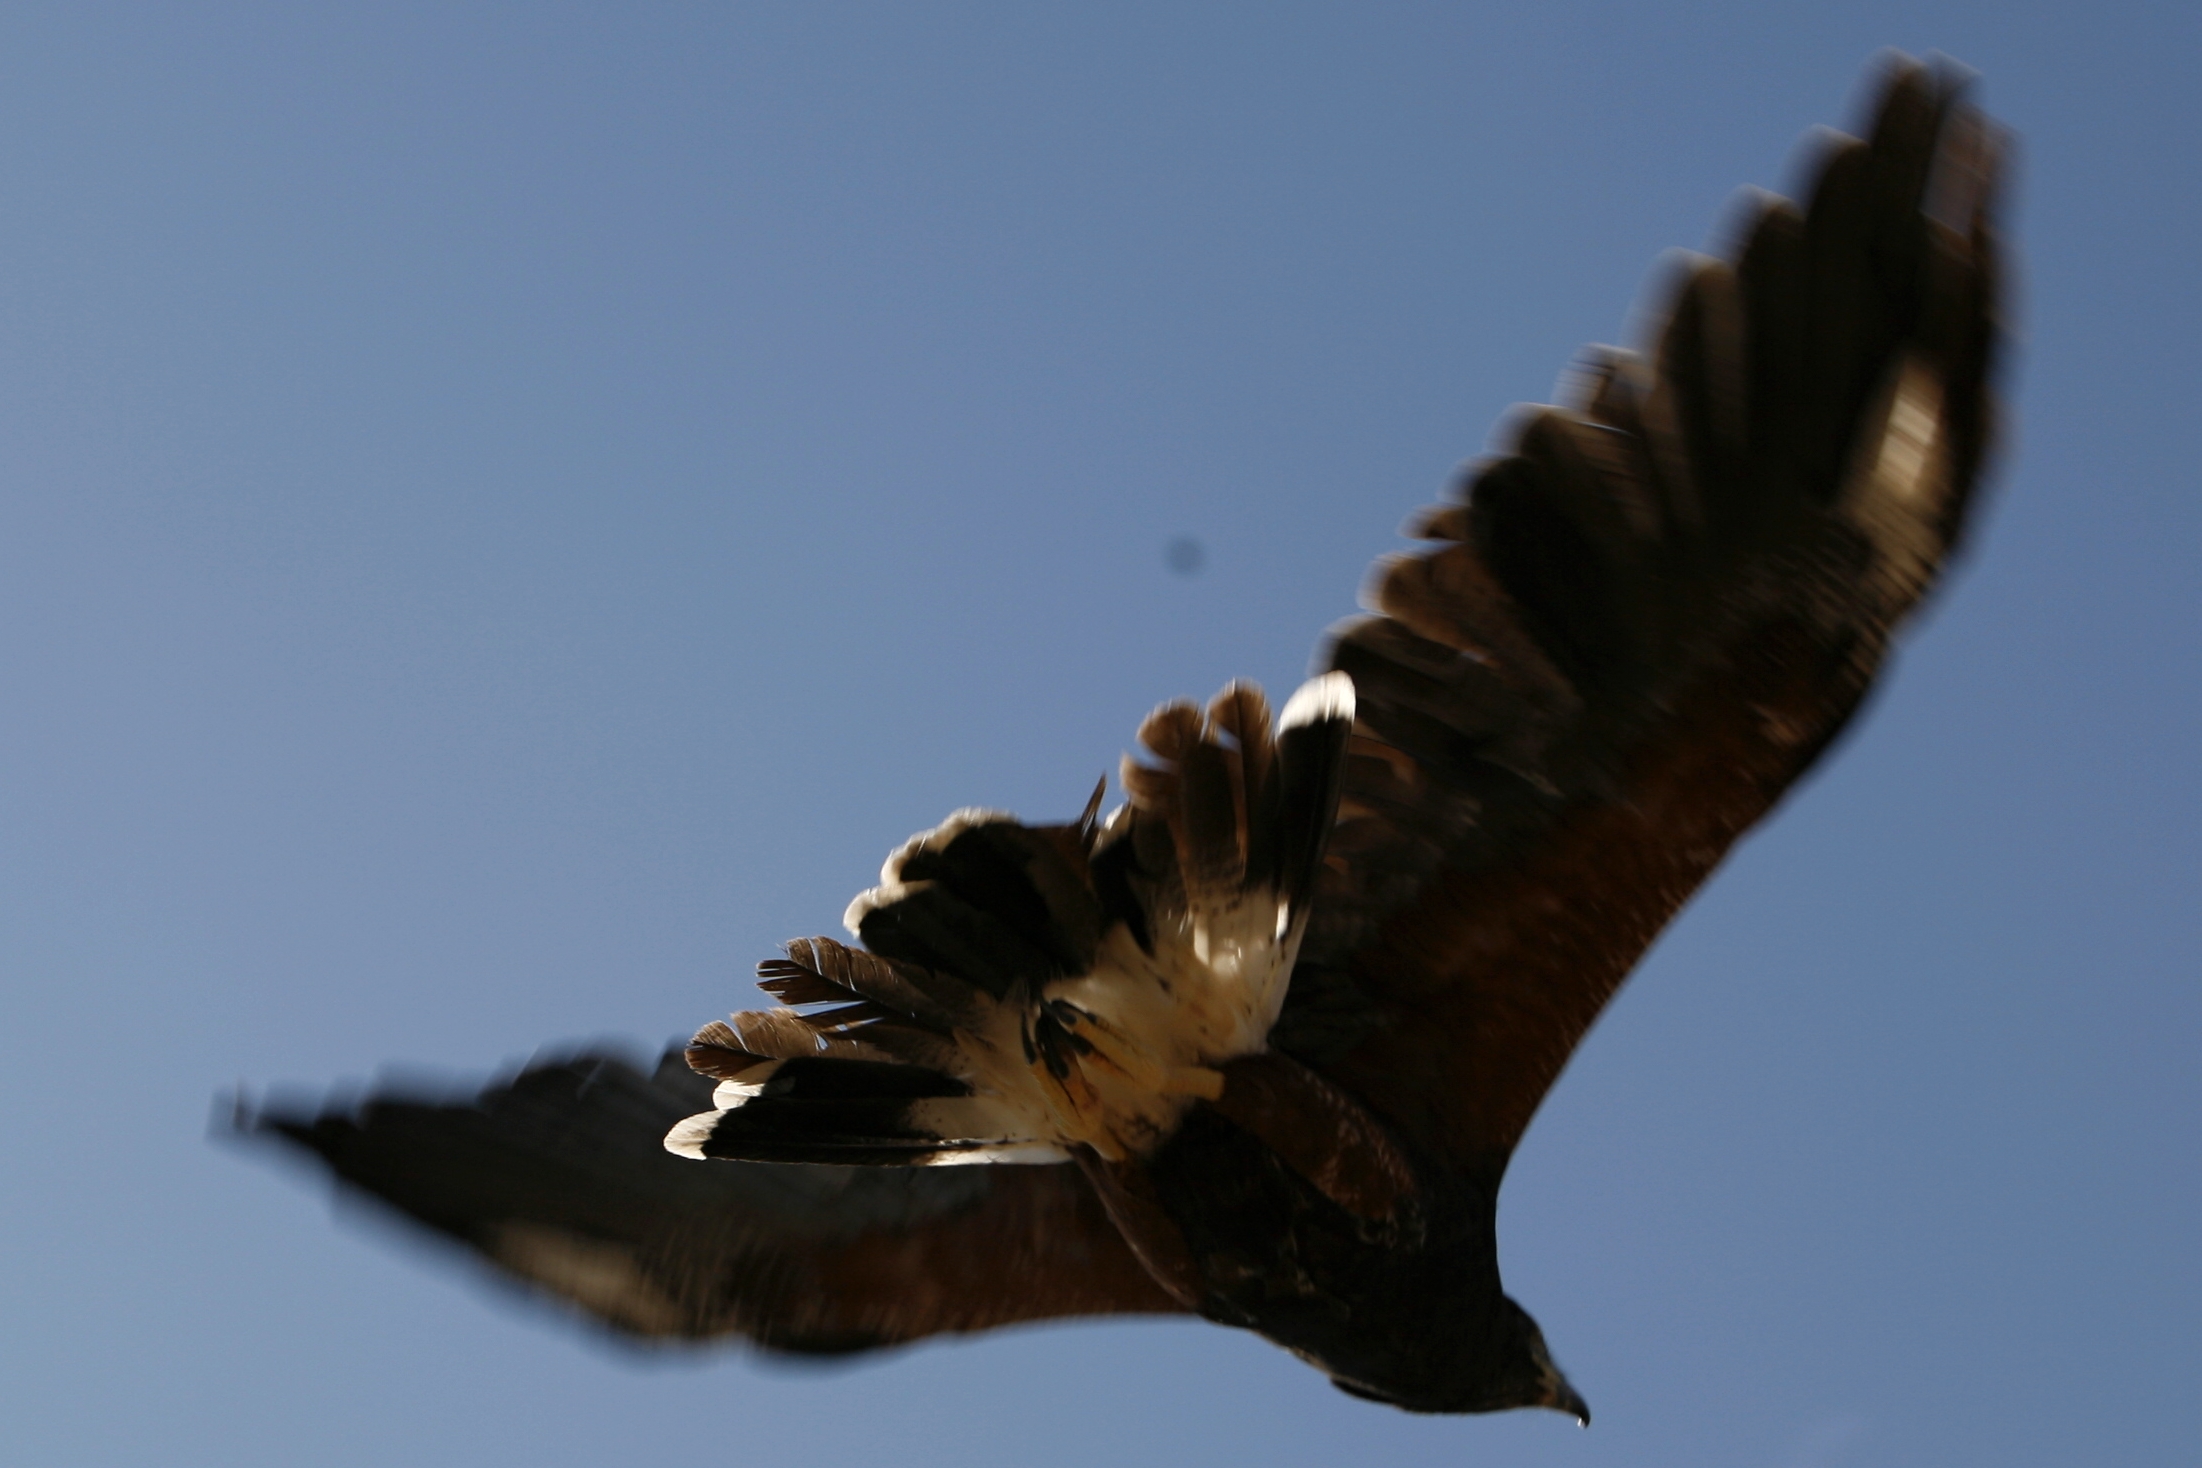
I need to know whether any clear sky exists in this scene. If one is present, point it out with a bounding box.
[2,4,2196,1466]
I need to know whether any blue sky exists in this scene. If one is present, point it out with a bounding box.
[2,4,2196,1465]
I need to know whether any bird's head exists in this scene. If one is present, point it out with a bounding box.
[1514,1309,1592,1425]
[1326,1296,1589,1423]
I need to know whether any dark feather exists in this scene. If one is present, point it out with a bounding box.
[754,962,854,1007]
[784,936,975,1032]
[1278,56,2005,1171]
[234,1048,1183,1350]
[683,1021,775,1083]
[852,818,1106,997]
[1118,677,1352,921]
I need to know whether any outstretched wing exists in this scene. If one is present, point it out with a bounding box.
[238,1047,1183,1352]
[1274,57,2005,1172]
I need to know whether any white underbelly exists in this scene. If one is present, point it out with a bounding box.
[953,894,1298,1162]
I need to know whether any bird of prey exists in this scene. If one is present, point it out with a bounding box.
[239,55,2005,1422]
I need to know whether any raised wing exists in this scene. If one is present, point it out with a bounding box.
[1274,57,2004,1172]
[238,1047,1183,1352]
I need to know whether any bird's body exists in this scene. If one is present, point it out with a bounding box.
[240,55,2006,1422]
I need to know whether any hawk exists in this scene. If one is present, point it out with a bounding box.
[240,55,2004,1421]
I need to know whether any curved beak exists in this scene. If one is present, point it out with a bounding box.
[1545,1374,1591,1427]
[1527,1325,1591,1426]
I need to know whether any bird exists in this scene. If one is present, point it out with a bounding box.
[236,54,2005,1423]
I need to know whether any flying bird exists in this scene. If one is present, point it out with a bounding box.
[239,56,2005,1421]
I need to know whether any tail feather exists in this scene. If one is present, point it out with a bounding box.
[841,813,1107,998]
[764,936,975,1031]
[671,673,1358,1170]
[683,1020,776,1082]
[671,928,1051,1165]
[692,958,965,1081]
[1214,685,1278,897]
[666,1039,1052,1166]
[1274,672,1357,916]
[1122,672,1355,924]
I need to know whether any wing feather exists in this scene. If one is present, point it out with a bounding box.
[236,1047,1184,1352]
[1282,56,2005,1168]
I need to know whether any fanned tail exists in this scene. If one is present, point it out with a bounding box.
[668,673,1357,1169]
[668,936,1066,1165]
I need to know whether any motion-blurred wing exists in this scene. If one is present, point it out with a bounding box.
[241,1046,1184,1352]
[1274,57,2004,1171]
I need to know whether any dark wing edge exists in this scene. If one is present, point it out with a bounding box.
[1276,55,2007,1169]
[226,1046,1185,1353]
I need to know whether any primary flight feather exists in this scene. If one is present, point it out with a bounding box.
[241,55,2005,1421]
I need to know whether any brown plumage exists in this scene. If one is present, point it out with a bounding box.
[237,55,2005,1419]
